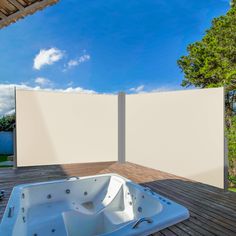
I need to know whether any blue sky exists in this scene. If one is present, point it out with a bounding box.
[0,0,230,115]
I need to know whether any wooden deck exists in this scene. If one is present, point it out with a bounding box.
[0,162,236,235]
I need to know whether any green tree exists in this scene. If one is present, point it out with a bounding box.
[0,115,16,132]
[177,0,236,187]
[178,0,236,125]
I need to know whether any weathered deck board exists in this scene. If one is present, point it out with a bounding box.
[0,162,236,236]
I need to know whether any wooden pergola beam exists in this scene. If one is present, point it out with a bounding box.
[0,0,59,29]
[0,11,7,19]
[8,0,24,11]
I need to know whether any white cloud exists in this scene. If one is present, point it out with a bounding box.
[65,54,91,70]
[35,77,52,87]
[59,87,95,93]
[68,60,79,67]
[151,87,172,93]
[151,85,181,93]
[0,85,15,117]
[33,48,64,70]
[129,85,145,93]
[0,84,96,117]
[78,54,91,63]
[129,85,181,94]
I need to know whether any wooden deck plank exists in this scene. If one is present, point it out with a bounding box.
[0,161,236,236]
[149,181,236,224]
[147,181,236,223]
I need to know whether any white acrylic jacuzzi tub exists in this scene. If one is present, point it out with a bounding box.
[0,174,189,236]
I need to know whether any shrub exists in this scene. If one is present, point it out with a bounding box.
[226,115,236,187]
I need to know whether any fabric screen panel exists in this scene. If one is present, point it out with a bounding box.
[16,90,118,166]
[126,88,225,188]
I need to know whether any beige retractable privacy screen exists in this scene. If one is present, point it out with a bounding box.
[16,87,225,188]
[16,90,118,166]
[126,88,225,188]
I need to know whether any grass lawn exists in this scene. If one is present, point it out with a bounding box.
[0,154,13,168]
[228,188,236,193]
[0,155,8,162]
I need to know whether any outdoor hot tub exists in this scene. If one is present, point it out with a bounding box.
[0,174,189,236]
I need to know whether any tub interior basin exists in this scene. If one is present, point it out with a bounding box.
[11,175,162,236]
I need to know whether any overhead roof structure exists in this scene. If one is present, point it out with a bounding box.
[0,0,59,29]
